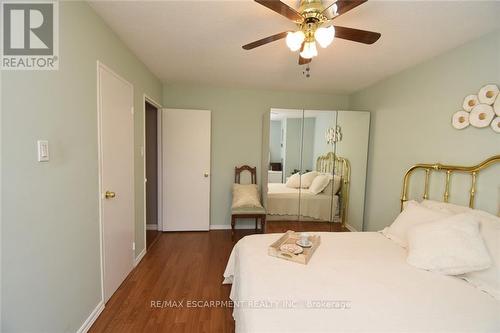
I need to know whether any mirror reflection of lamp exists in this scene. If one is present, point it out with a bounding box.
[326,125,342,144]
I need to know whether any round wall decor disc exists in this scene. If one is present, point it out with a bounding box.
[469,104,494,128]
[462,94,479,112]
[478,84,499,105]
[452,110,470,129]
[494,94,500,116]
[491,117,500,133]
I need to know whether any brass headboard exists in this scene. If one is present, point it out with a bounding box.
[316,152,350,227]
[401,155,500,211]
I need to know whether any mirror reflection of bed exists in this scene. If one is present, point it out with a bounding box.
[267,152,349,222]
[263,109,370,232]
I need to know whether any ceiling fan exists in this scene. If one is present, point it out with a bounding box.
[242,0,381,65]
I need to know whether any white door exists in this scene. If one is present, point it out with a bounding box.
[98,63,135,302]
[162,109,211,231]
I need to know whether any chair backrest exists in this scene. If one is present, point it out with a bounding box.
[235,165,257,184]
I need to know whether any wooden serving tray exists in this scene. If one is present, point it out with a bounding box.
[268,230,321,265]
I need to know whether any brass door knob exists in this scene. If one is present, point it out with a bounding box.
[105,191,116,199]
[204,172,209,178]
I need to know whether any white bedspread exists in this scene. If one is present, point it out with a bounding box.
[267,183,337,221]
[223,232,500,333]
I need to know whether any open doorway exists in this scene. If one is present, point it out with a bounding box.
[145,98,161,248]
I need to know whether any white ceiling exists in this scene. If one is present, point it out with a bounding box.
[89,0,500,94]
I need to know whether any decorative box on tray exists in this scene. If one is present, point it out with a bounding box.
[268,230,321,264]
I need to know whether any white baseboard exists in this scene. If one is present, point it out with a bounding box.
[76,300,104,333]
[210,224,256,230]
[146,224,159,230]
[134,247,147,267]
[345,223,359,232]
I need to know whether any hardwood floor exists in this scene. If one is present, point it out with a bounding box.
[146,230,160,249]
[90,224,347,332]
[90,230,248,332]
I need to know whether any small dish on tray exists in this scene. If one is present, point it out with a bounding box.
[296,239,313,248]
[279,243,304,255]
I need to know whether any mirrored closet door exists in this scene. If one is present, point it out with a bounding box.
[267,109,302,220]
[263,108,370,231]
[298,110,338,223]
[335,111,370,231]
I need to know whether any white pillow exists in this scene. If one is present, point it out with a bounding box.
[309,174,330,195]
[421,200,472,214]
[461,209,500,300]
[285,173,301,188]
[406,213,492,275]
[300,171,319,188]
[381,200,451,247]
[232,184,263,209]
[319,174,342,194]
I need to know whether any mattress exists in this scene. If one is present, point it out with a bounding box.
[266,183,338,221]
[223,232,500,333]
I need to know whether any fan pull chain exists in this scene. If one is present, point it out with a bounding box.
[302,64,311,78]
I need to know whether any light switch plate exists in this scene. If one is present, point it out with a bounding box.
[37,140,49,162]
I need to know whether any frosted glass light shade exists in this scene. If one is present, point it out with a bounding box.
[286,31,305,52]
[315,26,335,48]
[300,41,318,59]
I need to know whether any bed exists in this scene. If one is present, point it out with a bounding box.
[224,232,500,332]
[266,152,350,225]
[224,155,500,332]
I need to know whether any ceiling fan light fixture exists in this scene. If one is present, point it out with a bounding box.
[300,41,318,59]
[315,25,335,48]
[243,0,381,67]
[286,31,305,51]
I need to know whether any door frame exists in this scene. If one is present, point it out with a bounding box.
[143,94,163,245]
[96,60,135,304]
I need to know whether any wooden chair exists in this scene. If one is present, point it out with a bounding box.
[231,165,266,237]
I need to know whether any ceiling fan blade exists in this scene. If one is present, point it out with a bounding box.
[334,0,367,16]
[298,55,311,65]
[320,1,338,19]
[334,26,381,44]
[242,31,289,50]
[255,0,303,22]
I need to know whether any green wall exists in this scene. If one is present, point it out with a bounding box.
[162,84,349,227]
[350,30,500,231]
[1,2,161,331]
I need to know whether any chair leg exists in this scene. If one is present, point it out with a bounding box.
[261,216,266,234]
[231,215,236,240]
[255,217,258,231]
